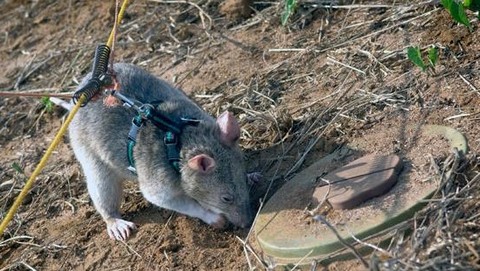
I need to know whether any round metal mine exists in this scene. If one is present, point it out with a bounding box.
[254,125,468,265]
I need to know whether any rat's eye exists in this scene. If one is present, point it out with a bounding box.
[221,194,234,204]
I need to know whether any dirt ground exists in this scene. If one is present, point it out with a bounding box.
[1,0,479,270]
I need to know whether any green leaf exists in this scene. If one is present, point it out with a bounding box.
[40,96,54,113]
[12,162,24,174]
[444,0,471,28]
[428,46,438,66]
[281,0,298,26]
[407,46,427,71]
[441,0,453,9]
[456,2,472,27]
[465,0,480,11]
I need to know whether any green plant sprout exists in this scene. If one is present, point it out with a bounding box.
[441,0,480,29]
[281,0,298,26]
[407,46,438,73]
[11,162,24,175]
[428,46,438,66]
[40,96,54,113]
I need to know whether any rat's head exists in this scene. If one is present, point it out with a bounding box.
[180,111,253,228]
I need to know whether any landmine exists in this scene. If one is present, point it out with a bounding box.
[254,125,468,266]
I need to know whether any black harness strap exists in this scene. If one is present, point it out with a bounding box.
[115,91,199,175]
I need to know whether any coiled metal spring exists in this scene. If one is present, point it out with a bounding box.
[71,79,102,106]
[91,44,110,79]
[72,44,111,106]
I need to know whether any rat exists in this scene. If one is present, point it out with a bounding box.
[64,63,253,240]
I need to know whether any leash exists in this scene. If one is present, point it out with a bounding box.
[0,0,130,237]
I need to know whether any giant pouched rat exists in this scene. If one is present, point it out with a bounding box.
[66,63,253,240]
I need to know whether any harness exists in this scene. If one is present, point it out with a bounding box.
[72,44,199,174]
[111,91,200,174]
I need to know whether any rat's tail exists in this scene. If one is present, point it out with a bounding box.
[49,97,73,111]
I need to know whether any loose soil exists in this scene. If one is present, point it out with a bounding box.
[1,1,479,270]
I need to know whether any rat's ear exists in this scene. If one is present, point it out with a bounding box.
[187,154,216,173]
[216,111,240,146]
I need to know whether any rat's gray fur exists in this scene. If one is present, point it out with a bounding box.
[69,63,252,240]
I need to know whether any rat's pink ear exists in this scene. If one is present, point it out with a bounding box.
[187,154,216,174]
[216,111,240,146]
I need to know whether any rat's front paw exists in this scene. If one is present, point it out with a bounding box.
[106,218,137,241]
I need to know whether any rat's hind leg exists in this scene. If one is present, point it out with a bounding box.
[74,146,136,240]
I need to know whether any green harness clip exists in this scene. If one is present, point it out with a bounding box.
[127,114,144,174]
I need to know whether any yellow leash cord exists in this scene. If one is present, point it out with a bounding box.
[0,0,129,237]
[0,95,84,235]
[107,0,129,48]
